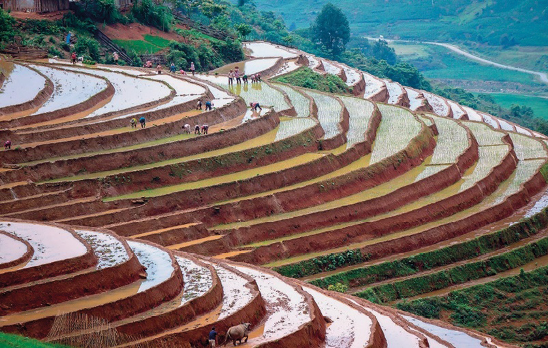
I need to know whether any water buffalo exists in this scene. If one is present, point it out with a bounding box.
[223,322,251,346]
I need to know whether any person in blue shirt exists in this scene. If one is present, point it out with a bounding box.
[208,327,217,347]
[139,116,146,128]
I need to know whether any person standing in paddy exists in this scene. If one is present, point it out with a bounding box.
[235,66,241,84]
[208,327,217,347]
[4,140,11,150]
[228,69,234,86]
[205,100,213,111]
[190,62,195,76]
[130,118,137,128]
[139,116,146,128]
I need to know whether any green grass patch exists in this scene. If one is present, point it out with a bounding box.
[112,35,171,55]
[489,93,548,121]
[112,39,163,55]
[143,34,171,48]
[0,332,68,347]
[274,67,348,94]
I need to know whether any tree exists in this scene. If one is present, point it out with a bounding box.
[236,23,252,39]
[311,3,350,58]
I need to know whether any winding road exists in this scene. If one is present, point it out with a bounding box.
[367,37,548,85]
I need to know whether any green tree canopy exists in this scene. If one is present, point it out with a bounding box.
[311,3,350,59]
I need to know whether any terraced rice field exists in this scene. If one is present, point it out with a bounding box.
[370,104,421,164]
[340,96,374,148]
[303,90,343,139]
[2,42,548,348]
[0,64,47,108]
[272,83,310,117]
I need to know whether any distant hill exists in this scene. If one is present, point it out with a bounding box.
[243,0,548,46]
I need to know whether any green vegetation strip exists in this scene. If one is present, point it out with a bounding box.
[396,265,548,345]
[277,209,547,280]
[356,233,548,304]
[0,332,67,347]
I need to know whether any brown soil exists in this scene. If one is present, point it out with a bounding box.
[101,23,182,41]
[9,11,69,21]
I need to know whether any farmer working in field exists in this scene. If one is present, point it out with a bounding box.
[4,140,11,150]
[208,327,217,347]
[139,116,146,128]
[205,100,213,111]
[130,118,137,128]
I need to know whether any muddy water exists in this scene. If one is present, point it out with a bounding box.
[167,235,224,250]
[0,281,142,326]
[405,253,548,302]
[105,152,326,201]
[42,114,276,183]
[213,250,252,260]
[218,151,371,206]
[130,223,201,238]
[220,157,433,232]
[265,159,541,268]
[19,110,201,150]
[10,94,114,130]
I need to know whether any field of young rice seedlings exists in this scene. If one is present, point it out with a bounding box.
[370,104,421,164]
[462,121,505,146]
[304,91,342,139]
[340,96,374,148]
[274,117,317,141]
[422,91,449,117]
[429,115,469,164]
[509,133,547,160]
[459,145,509,192]
[383,80,403,104]
[492,159,546,204]
[273,84,310,117]
[362,73,384,99]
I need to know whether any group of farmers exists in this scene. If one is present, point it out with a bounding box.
[228,66,261,86]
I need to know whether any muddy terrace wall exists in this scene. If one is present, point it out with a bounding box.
[136,259,266,348]
[235,141,515,266]
[103,117,432,240]
[222,128,478,248]
[395,83,410,108]
[0,64,116,129]
[75,118,324,198]
[0,98,245,165]
[4,79,213,145]
[0,226,144,316]
[0,65,54,116]
[60,106,386,228]
[5,105,278,183]
[1,240,184,339]
[276,161,548,276]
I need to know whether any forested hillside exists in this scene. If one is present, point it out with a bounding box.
[243,0,548,47]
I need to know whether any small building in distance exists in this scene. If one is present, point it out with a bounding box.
[0,0,69,13]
